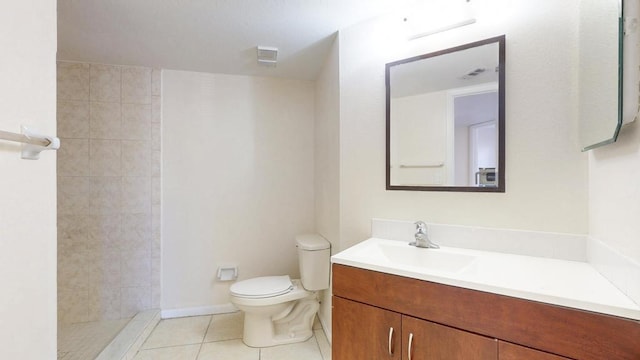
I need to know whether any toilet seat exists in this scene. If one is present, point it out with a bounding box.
[230,275,294,299]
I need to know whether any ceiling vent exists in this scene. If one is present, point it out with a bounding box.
[257,46,278,66]
[460,67,486,80]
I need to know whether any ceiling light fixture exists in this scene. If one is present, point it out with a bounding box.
[404,0,476,40]
[257,46,278,66]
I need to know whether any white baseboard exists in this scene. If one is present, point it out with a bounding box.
[161,303,238,319]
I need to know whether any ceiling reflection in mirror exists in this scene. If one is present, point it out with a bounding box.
[386,36,505,192]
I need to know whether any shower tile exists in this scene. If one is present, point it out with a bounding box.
[58,62,90,101]
[58,176,92,215]
[122,140,151,176]
[58,248,90,291]
[122,213,152,252]
[58,288,90,324]
[90,64,121,102]
[151,214,161,256]
[151,122,161,150]
[58,138,90,176]
[151,256,161,308]
[90,102,122,139]
[122,177,151,214]
[90,139,122,176]
[152,210,161,253]
[58,214,90,251]
[203,312,243,342]
[122,66,152,104]
[152,69,161,96]
[59,319,129,360]
[151,177,161,206]
[89,249,122,289]
[197,340,258,360]
[58,100,90,138]
[151,286,161,310]
[121,286,151,318]
[58,62,162,328]
[151,96,161,123]
[90,176,122,214]
[122,103,151,140]
[121,252,151,288]
[87,214,123,249]
[89,286,122,321]
[151,150,161,177]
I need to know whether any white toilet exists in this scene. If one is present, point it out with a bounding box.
[229,234,330,348]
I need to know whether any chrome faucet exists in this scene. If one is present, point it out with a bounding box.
[410,221,439,249]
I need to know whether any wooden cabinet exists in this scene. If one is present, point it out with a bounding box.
[498,342,570,360]
[332,296,497,360]
[332,296,401,360]
[332,264,640,360]
[402,315,497,360]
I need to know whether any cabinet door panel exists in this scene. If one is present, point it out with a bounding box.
[499,341,571,360]
[402,316,497,360]
[333,296,402,360]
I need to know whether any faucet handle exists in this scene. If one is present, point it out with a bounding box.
[414,220,427,233]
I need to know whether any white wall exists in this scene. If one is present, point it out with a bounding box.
[338,0,588,250]
[314,35,341,336]
[391,92,448,185]
[162,70,316,312]
[0,1,57,359]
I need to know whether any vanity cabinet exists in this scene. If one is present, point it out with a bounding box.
[332,296,497,359]
[402,314,497,359]
[332,296,401,359]
[332,264,640,360]
[498,342,570,360]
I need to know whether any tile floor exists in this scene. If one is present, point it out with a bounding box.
[133,312,331,360]
[58,319,130,360]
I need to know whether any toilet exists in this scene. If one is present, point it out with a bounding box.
[229,234,330,348]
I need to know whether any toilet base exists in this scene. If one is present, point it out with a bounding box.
[242,296,319,348]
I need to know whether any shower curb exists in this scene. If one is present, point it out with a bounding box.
[95,309,161,360]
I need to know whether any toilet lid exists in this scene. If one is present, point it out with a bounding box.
[230,275,294,298]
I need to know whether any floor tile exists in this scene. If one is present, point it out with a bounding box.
[197,339,259,360]
[133,344,200,360]
[315,329,331,360]
[313,315,322,330]
[203,312,244,342]
[141,315,211,349]
[260,337,323,360]
[60,313,331,360]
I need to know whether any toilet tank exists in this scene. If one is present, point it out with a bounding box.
[296,234,331,291]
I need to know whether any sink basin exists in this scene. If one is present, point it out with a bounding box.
[377,243,477,273]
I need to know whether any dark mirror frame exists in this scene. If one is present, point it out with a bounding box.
[386,35,506,192]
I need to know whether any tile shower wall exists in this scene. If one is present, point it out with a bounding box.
[57,62,161,323]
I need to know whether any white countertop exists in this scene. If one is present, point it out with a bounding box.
[331,238,640,321]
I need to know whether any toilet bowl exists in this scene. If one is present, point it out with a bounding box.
[229,234,330,348]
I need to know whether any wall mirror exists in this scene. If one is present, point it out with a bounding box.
[578,0,638,151]
[386,35,505,192]
[578,0,623,151]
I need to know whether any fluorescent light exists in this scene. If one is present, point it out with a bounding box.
[404,0,476,40]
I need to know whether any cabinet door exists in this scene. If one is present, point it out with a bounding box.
[332,296,402,360]
[402,316,498,360]
[499,341,571,360]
